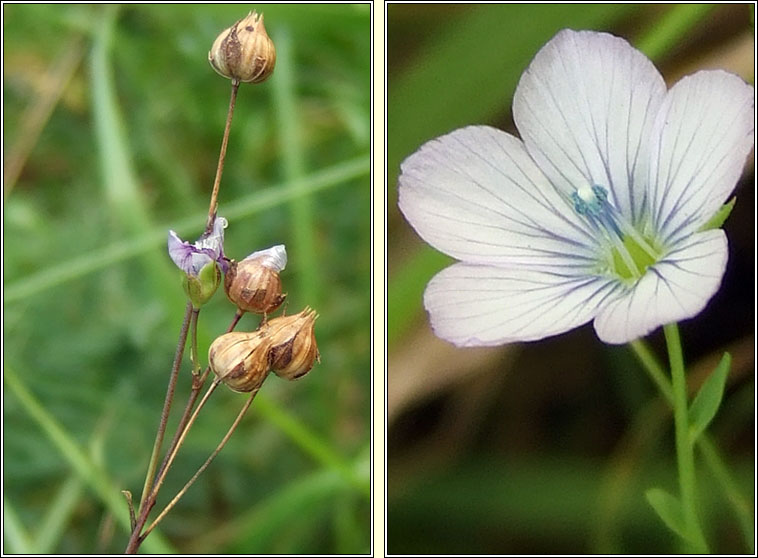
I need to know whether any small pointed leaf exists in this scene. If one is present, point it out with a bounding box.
[698,198,735,231]
[646,487,691,542]
[688,352,730,443]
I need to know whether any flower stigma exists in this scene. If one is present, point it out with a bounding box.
[571,184,660,283]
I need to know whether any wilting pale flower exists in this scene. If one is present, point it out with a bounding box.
[398,29,754,346]
[168,217,229,307]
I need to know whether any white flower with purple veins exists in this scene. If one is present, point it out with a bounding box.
[168,217,229,276]
[398,29,754,346]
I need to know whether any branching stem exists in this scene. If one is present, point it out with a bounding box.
[126,302,193,553]
[126,76,242,553]
[141,387,260,539]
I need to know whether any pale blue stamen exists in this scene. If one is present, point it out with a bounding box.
[572,184,658,278]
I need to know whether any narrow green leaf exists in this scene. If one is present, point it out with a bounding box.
[192,469,343,553]
[252,394,370,498]
[3,496,34,554]
[3,155,368,304]
[90,4,151,235]
[32,475,84,553]
[387,247,452,348]
[698,198,736,231]
[3,364,175,554]
[688,352,731,442]
[645,487,690,542]
[271,26,319,307]
[635,4,715,59]
[698,436,755,553]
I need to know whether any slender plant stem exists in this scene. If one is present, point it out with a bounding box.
[190,308,201,376]
[126,77,242,553]
[630,337,753,552]
[148,380,221,505]
[153,310,245,489]
[141,387,261,539]
[125,302,193,553]
[663,323,708,552]
[122,490,136,531]
[126,380,220,553]
[697,437,754,553]
[136,302,193,513]
[629,340,672,401]
[228,308,245,332]
[206,79,240,233]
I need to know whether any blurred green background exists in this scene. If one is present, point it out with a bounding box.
[387,4,754,555]
[4,3,370,554]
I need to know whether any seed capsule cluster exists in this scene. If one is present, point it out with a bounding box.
[209,244,319,392]
[209,309,319,392]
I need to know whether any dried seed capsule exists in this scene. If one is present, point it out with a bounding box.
[224,245,287,315]
[208,11,276,84]
[263,307,320,380]
[208,331,270,392]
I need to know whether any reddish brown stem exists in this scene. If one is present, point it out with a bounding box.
[126,77,242,553]
[205,79,240,233]
[125,303,193,553]
[141,387,259,539]
[153,310,244,485]
[125,310,244,553]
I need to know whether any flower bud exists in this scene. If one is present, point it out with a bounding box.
[224,245,287,315]
[208,11,276,84]
[208,331,270,392]
[168,218,228,308]
[182,259,221,309]
[263,307,320,380]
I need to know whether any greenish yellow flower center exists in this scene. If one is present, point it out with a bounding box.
[572,184,661,283]
[610,233,660,281]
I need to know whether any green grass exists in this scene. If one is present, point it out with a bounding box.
[386,4,754,555]
[3,4,370,554]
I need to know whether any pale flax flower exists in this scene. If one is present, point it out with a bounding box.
[168,217,229,276]
[398,29,754,346]
[167,217,229,307]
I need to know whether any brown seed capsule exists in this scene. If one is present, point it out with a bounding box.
[224,245,287,315]
[263,307,320,380]
[208,331,270,392]
[208,11,276,84]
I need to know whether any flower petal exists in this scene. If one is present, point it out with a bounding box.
[197,216,228,258]
[424,262,619,346]
[648,70,754,246]
[398,125,597,269]
[593,230,727,344]
[168,230,194,270]
[244,244,287,272]
[513,29,666,224]
[168,230,216,276]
